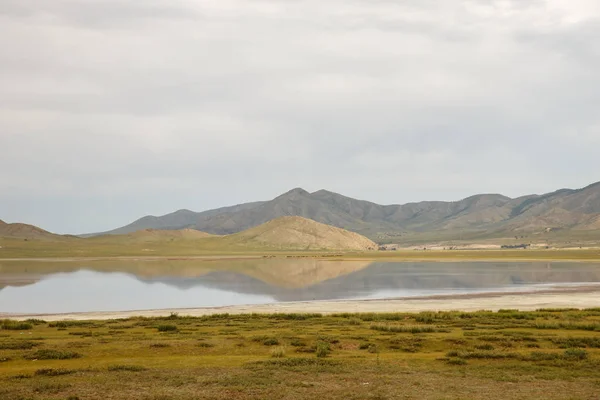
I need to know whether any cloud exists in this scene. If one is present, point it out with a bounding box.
[0,0,599,233]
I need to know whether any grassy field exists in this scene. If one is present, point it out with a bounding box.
[2,235,600,261]
[2,310,600,399]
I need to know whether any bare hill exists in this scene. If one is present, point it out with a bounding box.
[84,180,600,243]
[225,216,378,251]
[0,222,62,240]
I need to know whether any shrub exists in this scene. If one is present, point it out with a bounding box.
[524,352,561,361]
[415,313,435,323]
[267,313,322,321]
[263,338,280,346]
[157,325,178,332]
[26,349,82,360]
[367,344,378,354]
[564,348,588,361]
[11,373,31,380]
[248,358,339,368]
[69,331,93,337]
[316,342,331,358]
[388,337,424,352]
[1,320,33,331]
[108,365,147,372]
[447,358,468,365]
[552,337,600,349]
[446,350,518,360]
[0,341,39,350]
[370,323,441,333]
[48,321,96,328]
[25,319,46,325]
[35,368,75,377]
[317,335,340,344]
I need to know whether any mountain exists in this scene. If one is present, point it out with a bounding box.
[0,221,62,240]
[88,202,266,237]
[89,217,376,251]
[223,216,377,251]
[95,181,600,242]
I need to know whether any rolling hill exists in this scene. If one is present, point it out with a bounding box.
[100,217,376,251]
[94,181,600,242]
[0,217,378,256]
[0,221,63,240]
[222,216,377,251]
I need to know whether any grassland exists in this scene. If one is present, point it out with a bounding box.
[2,233,600,262]
[2,310,600,399]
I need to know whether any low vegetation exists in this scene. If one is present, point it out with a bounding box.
[1,310,600,399]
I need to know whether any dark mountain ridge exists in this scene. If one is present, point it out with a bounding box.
[91,181,600,242]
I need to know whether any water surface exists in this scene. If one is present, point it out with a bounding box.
[1,259,599,313]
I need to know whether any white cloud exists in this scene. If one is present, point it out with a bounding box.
[0,0,599,233]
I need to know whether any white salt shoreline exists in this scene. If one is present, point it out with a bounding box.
[2,288,599,321]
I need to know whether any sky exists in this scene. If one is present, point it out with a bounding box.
[1,0,599,234]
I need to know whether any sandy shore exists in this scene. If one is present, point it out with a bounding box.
[3,287,599,321]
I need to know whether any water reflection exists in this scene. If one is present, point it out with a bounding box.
[0,259,599,313]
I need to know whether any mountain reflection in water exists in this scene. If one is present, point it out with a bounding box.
[1,259,599,313]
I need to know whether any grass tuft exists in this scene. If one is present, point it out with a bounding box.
[108,364,148,372]
[370,323,443,333]
[1,320,33,330]
[157,325,178,332]
[35,368,76,377]
[316,342,331,358]
[270,346,286,358]
[26,349,82,360]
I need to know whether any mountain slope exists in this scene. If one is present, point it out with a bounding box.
[88,201,266,237]
[0,222,63,240]
[126,229,216,241]
[93,181,600,242]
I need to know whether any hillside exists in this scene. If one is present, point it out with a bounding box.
[126,229,216,241]
[0,221,62,240]
[95,181,600,242]
[89,202,266,237]
[223,216,378,251]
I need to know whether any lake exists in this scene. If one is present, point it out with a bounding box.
[1,259,600,313]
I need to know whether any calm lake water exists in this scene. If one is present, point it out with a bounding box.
[1,259,599,313]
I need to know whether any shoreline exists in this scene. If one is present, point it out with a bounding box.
[3,286,599,321]
[2,252,600,263]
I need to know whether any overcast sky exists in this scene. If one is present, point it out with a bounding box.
[1,0,599,234]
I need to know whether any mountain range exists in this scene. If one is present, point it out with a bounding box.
[93,181,600,242]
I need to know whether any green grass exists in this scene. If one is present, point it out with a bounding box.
[1,320,33,331]
[1,310,600,399]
